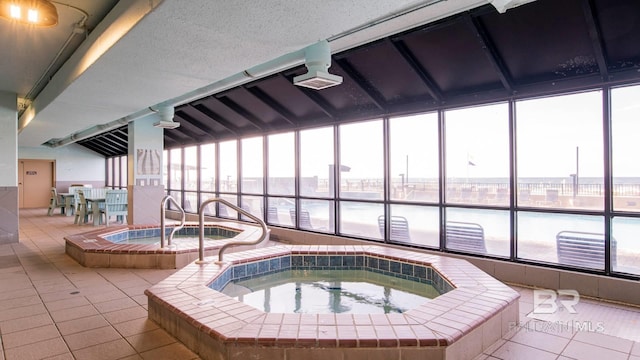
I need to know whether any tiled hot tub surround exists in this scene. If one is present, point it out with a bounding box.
[64,222,262,269]
[145,245,520,360]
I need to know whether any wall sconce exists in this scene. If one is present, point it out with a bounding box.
[0,0,58,27]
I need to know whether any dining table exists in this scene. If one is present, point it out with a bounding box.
[59,193,76,216]
[85,197,105,226]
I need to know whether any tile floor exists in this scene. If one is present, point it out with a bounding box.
[0,208,638,360]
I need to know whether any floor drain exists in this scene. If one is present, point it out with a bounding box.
[70,291,80,295]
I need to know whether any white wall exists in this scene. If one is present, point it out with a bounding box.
[0,92,18,187]
[19,143,105,182]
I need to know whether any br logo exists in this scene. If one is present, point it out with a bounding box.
[533,289,580,314]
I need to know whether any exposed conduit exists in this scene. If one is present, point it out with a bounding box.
[44,0,511,148]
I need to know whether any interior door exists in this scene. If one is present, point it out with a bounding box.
[20,160,54,208]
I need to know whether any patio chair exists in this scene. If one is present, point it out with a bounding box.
[74,190,91,225]
[290,209,313,229]
[378,215,411,242]
[446,221,486,254]
[100,189,128,226]
[47,187,65,216]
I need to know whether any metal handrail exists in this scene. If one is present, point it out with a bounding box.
[160,195,186,249]
[197,198,268,264]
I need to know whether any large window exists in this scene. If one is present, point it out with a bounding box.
[157,84,640,279]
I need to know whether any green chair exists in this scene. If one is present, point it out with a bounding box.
[101,189,128,226]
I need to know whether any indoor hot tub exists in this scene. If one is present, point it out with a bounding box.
[145,245,519,359]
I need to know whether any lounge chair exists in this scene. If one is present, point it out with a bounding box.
[446,221,487,254]
[377,215,411,242]
[290,209,313,229]
[556,231,616,269]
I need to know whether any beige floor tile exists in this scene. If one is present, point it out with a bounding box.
[633,341,640,356]
[63,325,122,350]
[490,341,557,360]
[1,324,61,349]
[49,304,99,323]
[561,340,628,360]
[0,303,48,322]
[126,328,177,353]
[572,329,634,353]
[102,306,148,324]
[139,342,200,360]
[41,353,75,360]
[93,297,140,314]
[3,337,69,360]
[56,314,110,336]
[112,317,159,337]
[509,326,571,354]
[0,313,54,334]
[44,294,91,312]
[71,338,137,360]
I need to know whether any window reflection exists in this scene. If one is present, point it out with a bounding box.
[184,146,197,191]
[219,140,237,193]
[611,217,640,275]
[268,133,295,195]
[200,144,216,192]
[340,201,384,240]
[300,127,334,198]
[339,120,383,200]
[517,92,603,210]
[242,137,263,194]
[611,85,640,213]
[445,103,509,206]
[390,114,439,203]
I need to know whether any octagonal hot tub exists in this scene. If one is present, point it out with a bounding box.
[65,221,264,269]
[145,245,519,359]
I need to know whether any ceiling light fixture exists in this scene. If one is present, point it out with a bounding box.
[294,40,343,90]
[0,0,58,27]
[152,106,181,129]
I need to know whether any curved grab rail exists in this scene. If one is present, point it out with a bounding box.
[198,198,268,263]
[160,195,186,248]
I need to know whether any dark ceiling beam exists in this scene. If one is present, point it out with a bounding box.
[175,108,218,140]
[242,85,297,126]
[101,133,128,148]
[163,136,179,148]
[465,13,514,94]
[191,102,242,136]
[78,142,110,157]
[168,123,202,144]
[278,74,336,119]
[332,58,386,110]
[163,130,186,145]
[89,137,123,155]
[581,0,609,78]
[214,96,266,131]
[388,38,443,103]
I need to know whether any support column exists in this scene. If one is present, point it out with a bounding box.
[0,92,19,244]
[127,114,165,224]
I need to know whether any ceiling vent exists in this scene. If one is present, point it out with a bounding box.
[293,40,342,90]
[153,106,180,129]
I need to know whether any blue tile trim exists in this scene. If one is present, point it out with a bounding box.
[208,254,453,295]
[103,225,241,243]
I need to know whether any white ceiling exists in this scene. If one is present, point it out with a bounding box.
[6,0,493,149]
